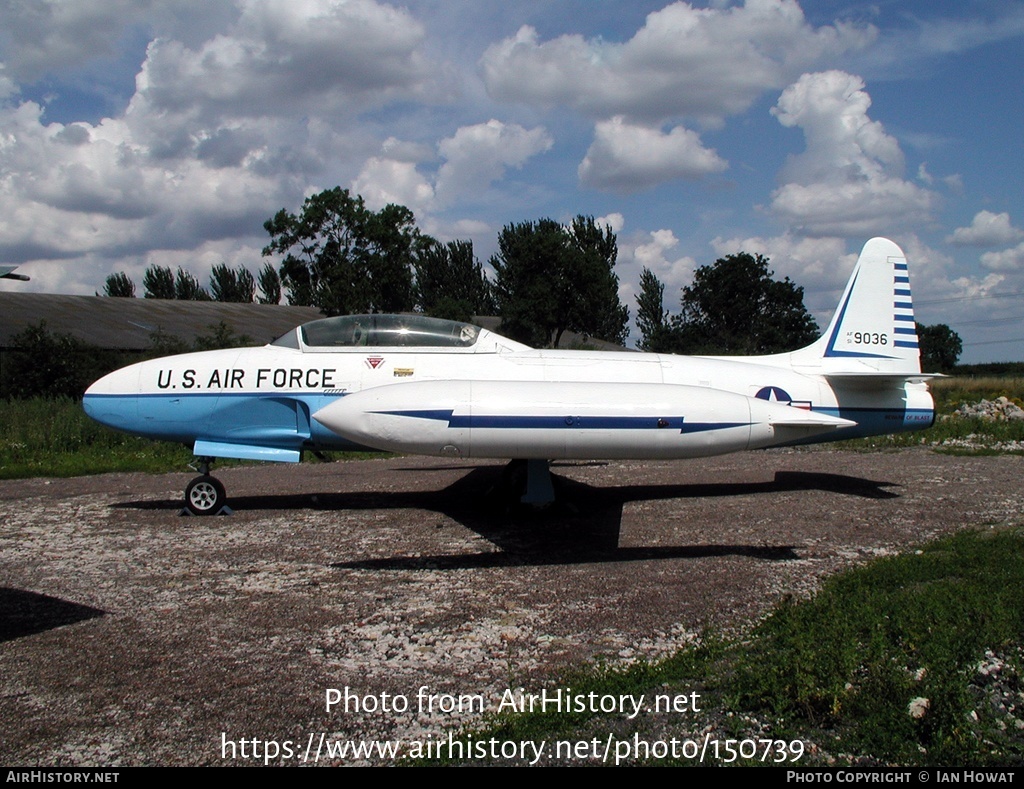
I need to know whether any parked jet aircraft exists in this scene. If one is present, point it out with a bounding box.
[84,237,935,514]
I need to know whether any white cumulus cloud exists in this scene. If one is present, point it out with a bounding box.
[480,1,874,125]
[596,213,625,233]
[616,227,698,328]
[578,117,727,192]
[351,120,552,216]
[0,99,285,268]
[0,0,164,80]
[619,228,696,295]
[131,0,432,126]
[353,120,552,214]
[351,158,435,214]
[434,120,553,205]
[769,71,936,238]
[948,211,1024,247]
[980,243,1024,272]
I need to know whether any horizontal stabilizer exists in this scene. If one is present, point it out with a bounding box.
[824,371,942,382]
[822,371,944,391]
[768,410,856,430]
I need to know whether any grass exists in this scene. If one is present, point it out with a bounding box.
[422,527,1024,766]
[0,397,193,479]
[732,527,1024,764]
[841,416,1024,454]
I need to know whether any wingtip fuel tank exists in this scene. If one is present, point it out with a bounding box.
[312,379,856,460]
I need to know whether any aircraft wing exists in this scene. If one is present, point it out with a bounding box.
[0,264,29,281]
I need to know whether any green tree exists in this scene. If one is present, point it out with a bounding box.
[209,264,256,303]
[143,265,175,299]
[257,262,281,305]
[262,187,423,315]
[917,322,962,373]
[491,216,629,348]
[567,216,629,346]
[174,268,210,301]
[635,267,671,351]
[236,267,256,302]
[102,272,136,297]
[491,218,564,347]
[669,252,819,355]
[415,239,494,321]
[143,265,210,300]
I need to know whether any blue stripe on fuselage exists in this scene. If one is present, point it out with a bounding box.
[371,409,747,434]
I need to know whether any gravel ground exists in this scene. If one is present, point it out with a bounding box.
[1,448,1021,766]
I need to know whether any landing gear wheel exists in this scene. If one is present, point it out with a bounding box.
[185,474,226,516]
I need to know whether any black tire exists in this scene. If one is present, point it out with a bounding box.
[185,475,226,516]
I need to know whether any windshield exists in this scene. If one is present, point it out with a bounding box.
[273,314,481,349]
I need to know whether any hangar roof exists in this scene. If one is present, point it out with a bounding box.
[0,293,323,350]
[0,294,630,352]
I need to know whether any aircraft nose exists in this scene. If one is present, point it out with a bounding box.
[82,367,140,432]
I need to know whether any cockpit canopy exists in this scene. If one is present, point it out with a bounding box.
[271,314,483,350]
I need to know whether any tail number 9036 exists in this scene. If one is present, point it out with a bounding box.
[848,331,888,345]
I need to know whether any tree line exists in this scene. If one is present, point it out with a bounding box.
[103,262,281,304]
[102,187,630,348]
[96,185,961,367]
[635,253,820,355]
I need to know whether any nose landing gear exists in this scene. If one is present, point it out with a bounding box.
[185,474,226,515]
[183,457,231,516]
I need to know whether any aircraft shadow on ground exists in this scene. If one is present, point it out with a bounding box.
[112,463,897,568]
[331,466,897,570]
[0,587,106,642]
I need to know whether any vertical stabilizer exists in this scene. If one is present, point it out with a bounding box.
[792,238,922,374]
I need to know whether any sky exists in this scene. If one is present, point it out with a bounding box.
[0,0,1021,362]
